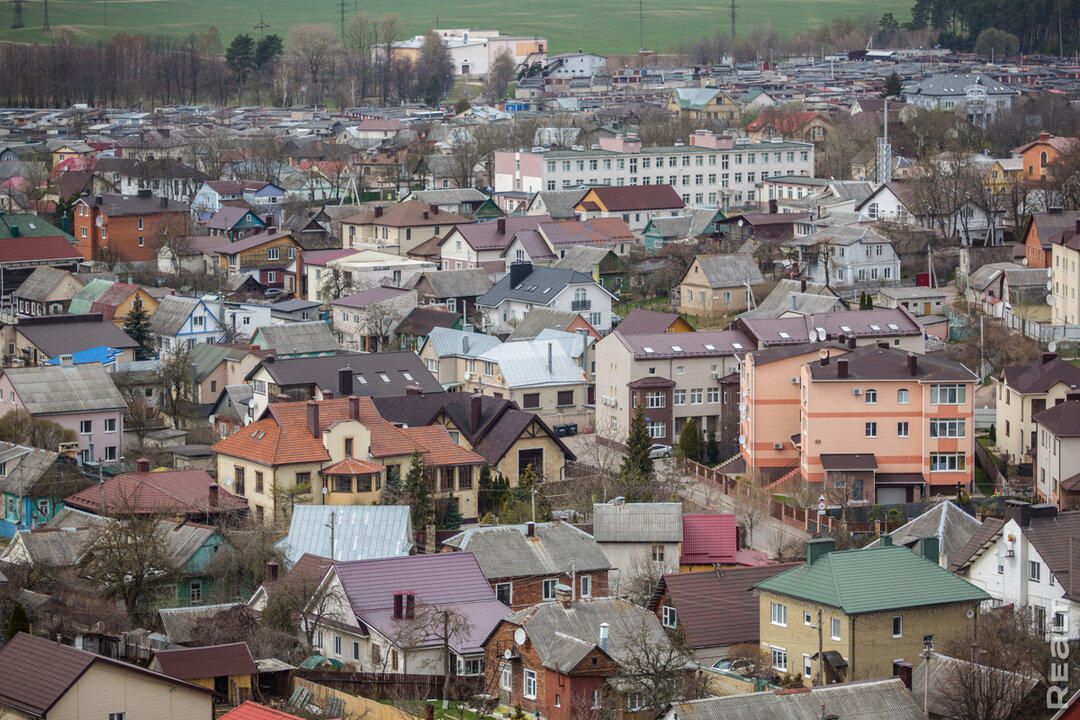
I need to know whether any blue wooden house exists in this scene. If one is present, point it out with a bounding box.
[0,443,85,538]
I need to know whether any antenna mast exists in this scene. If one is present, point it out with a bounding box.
[731,0,736,38]
[639,0,643,49]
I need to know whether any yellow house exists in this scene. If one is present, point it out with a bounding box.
[755,538,988,686]
[150,642,257,706]
[0,632,214,720]
[667,87,740,121]
[677,254,764,316]
[67,279,160,327]
[983,158,1023,195]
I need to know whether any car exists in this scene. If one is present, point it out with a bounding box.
[264,288,285,298]
[649,443,672,459]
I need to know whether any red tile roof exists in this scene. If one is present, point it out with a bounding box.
[680,513,738,565]
[0,236,82,264]
[221,702,308,720]
[320,457,385,475]
[64,469,248,515]
[401,426,484,466]
[90,282,140,319]
[152,642,257,681]
[582,185,685,212]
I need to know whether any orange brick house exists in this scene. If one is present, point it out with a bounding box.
[214,229,302,291]
[73,190,190,264]
[1013,132,1078,182]
[1022,209,1080,269]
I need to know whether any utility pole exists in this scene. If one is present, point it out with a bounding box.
[530,486,537,523]
[326,510,336,560]
[730,0,736,39]
[254,13,270,40]
[638,0,643,50]
[921,636,934,719]
[816,608,824,686]
[103,0,106,26]
[338,0,347,41]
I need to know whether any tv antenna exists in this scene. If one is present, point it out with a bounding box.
[40,0,50,35]
[11,0,24,29]
[254,13,269,39]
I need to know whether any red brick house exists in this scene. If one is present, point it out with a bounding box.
[441,521,611,610]
[73,190,191,264]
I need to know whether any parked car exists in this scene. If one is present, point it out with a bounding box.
[264,288,285,298]
[649,443,672,459]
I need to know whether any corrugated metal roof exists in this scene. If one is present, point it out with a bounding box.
[592,502,683,542]
[152,642,257,680]
[691,254,765,288]
[442,522,610,579]
[477,339,586,388]
[15,266,82,303]
[276,505,413,565]
[150,295,201,337]
[864,500,981,567]
[5,364,125,414]
[425,326,502,358]
[252,321,337,355]
[157,604,253,645]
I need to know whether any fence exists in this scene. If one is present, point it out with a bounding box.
[1000,306,1080,343]
[293,669,483,702]
[292,677,415,720]
[974,440,1005,490]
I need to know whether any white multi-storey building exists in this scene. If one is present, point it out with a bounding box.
[493,130,815,209]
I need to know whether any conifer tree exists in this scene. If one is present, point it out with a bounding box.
[620,403,654,501]
[403,450,433,529]
[122,297,155,361]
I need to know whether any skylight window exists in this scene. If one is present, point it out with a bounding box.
[704,344,716,351]
[816,327,826,338]
[643,346,655,354]
[840,325,852,333]
[732,342,743,350]
[527,285,538,292]
[403,372,414,381]
[888,323,899,330]
[251,430,259,438]
[356,375,368,384]
[869,324,881,331]
[670,345,683,352]
[778,332,790,339]
[380,373,390,383]
[542,288,551,294]
[514,283,524,290]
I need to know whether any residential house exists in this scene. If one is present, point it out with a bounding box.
[437,215,552,273]
[763,175,831,205]
[394,306,463,352]
[676,254,764,316]
[276,505,412,565]
[876,286,949,316]
[210,385,254,440]
[592,501,682,594]
[404,268,493,320]
[667,87,740,121]
[476,262,616,334]
[204,206,268,241]
[0,443,82,537]
[155,603,259,646]
[905,74,1017,128]
[777,180,875,215]
[756,537,988,686]
[13,267,85,317]
[340,201,470,255]
[319,250,436,302]
[911,652,1043,720]
[0,524,95,569]
[269,299,323,324]
[188,343,265,406]
[442,521,610,609]
[0,364,125,465]
[679,513,741,571]
[739,278,845,319]
[5,313,141,365]
[67,279,160,327]
[1021,209,1080,269]
[0,235,83,300]
[783,226,901,290]
[1050,220,1080,324]
[718,212,809,248]
[553,246,628,293]
[215,229,302,291]
[852,182,917,224]
[150,643,258,705]
[745,111,833,148]
[299,248,357,301]
[416,326,500,387]
[191,180,285,215]
[1013,132,1079,182]
[995,352,1080,461]
[279,207,336,251]
[308,552,510,674]
[649,564,799,664]
[150,295,226,354]
[73,191,191,264]
[731,307,926,352]
[0,633,213,719]
[574,184,685,232]
[613,309,693,335]
[525,189,589,220]
[505,308,597,341]
[401,188,500,218]
[641,209,724,251]
[249,321,339,358]
[92,156,207,203]
[863,500,982,570]
[593,329,745,448]
[964,262,1049,319]
[330,287,418,352]
[1033,396,1080,507]
[483,594,693,719]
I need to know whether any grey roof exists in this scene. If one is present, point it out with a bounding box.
[270,298,323,313]
[592,502,683,542]
[863,500,982,567]
[553,246,614,274]
[532,328,594,359]
[188,343,246,382]
[410,268,493,299]
[506,308,585,341]
[535,189,589,220]
[443,522,609,579]
[79,192,190,216]
[666,678,923,720]
[14,267,81,302]
[477,339,586,388]
[740,278,844,319]
[0,442,65,496]
[908,73,1016,98]
[3,527,93,567]
[688,254,765,288]
[785,225,891,248]
[276,505,413,565]
[406,188,488,205]
[505,596,690,672]
[911,653,1037,719]
[45,506,218,566]
[253,321,338,355]
[157,603,250,645]
[149,296,201,337]
[251,352,444,397]
[425,327,503,358]
[478,265,602,308]
[4,364,125,414]
[646,215,695,239]
[16,315,140,356]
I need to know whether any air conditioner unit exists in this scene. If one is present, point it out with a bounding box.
[852,388,863,395]
[711,371,724,379]
[773,442,783,450]
[790,377,799,384]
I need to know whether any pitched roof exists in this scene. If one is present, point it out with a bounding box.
[67,278,112,314]
[477,339,586,388]
[77,192,189,216]
[478,265,600,308]
[541,218,633,248]
[221,701,310,720]
[395,306,460,336]
[250,352,443,397]
[593,502,683,542]
[582,185,685,212]
[4,527,93,567]
[863,501,982,567]
[680,514,738,565]
[153,642,257,680]
[205,206,264,231]
[687,254,764,288]
[149,295,202,337]
[1017,509,1080,600]
[615,308,683,335]
[0,442,67,496]
[441,215,552,252]
[443,522,610,579]
[0,212,74,240]
[214,229,294,256]
[15,266,82,302]
[342,200,470,228]
[410,268,492,298]
[4,364,125,414]
[755,544,989,614]
[277,505,413,565]
[1002,353,1080,395]
[807,345,976,383]
[908,73,1015,97]
[653,565,799,648]
[1034,399,1080,436]
[670,87,729,110]
[157,603,253,645]
[424,326,503,358]
[331,286,412,309]
[0,235,82,264]
[535,189,589,219]
[612,328,754,360]
[947,517,1005,574]
[740,278,843,319]
[64,468,247,516]
[0,632,211,717]
[506,308,586,341]
[251,321,337,355]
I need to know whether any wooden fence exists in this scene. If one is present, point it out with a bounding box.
[293,669,483,702]
[293,678,416,720]
[974,440,1005,490]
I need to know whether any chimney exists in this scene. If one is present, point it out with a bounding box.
[819,352,829,367]
[1075,219,1080,234]
[423,210,429,220]
[306,400,320,438]
[94,195,103,205]
[877,341,890,349]
[1004,500,1032,528]
[160,196,168,208]
[208,483,219,507]
[526,520,536,538]
[1043,352,1058,364]
[800,278,807,292]
[847,336,857,349]
[599,622,609,652]
[393,591,404,619]
[547,342,553,373]
[1067,392,1080,403]
[405,592,416,619]
[919,536,939,565]
[907,353,918,377]
[425,523,436,554]
[429,203,439,215]
[137,188,152,198]
[322,391,335,400]
[471,393,483,433]
[509,261,532,286]
[837,358,848,378]
[275,393,290,403]
[895,662,913,689]
[59,354,73,366]
[295,247,305,300]
[405,384,423,395]
[463,336,470,354]
[349,395,360,420]
[374,206,383,218]
[806,537,835,565]
[1040,132,1052,141]
[497,217,506,235]
[768,198,778,214]
[1031,503,1059,519]
[1050,206,1064,215]
[554,583,572,608]
[266,561,279,583]
[881,533,893,546]
[136,457,150,473]
[339,367,353,396]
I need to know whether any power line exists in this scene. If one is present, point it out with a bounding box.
[254,12,269,40]
[11,0,24,29]
[40,0,50,35]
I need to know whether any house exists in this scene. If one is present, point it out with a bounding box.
[667,87,739,122]
[552,246,628,292]
[593,329,745,448]
[279,207,336,251]
[676,254,764,316]
[1021,209,1080,269]
[0,632,214,719]
[1050,219,1080,324]
[192,180,285,215]
[876,286,949,316]
[911,652,1042,720]
[852,182,917,224]
[756,537,988,686]
[0,443,84,537]
[308,552,510,674]
[642,209,724,251]
[660,678,923,720]
[718,212,809,247]
[863,500,982,570]
[404,268,493,320]
[318,249,436,301]
[330,287,417,352]
[13,266,85,317]
[477,262,616,334]
[401,188,499,218]
[1013,131,1079,182]
[1033,396,1080,507]
[204,206,268,241]
[649,565,800,664]
[249,321,338,358]
[949,500,1080,638]
[0,235,83,301]
[270,299,323,324]
[63,462,248,524]
[67,279,160,327]
[442,521,610,609]
[574,185,685,232]
[244,352,443,419]
[614,309,693,336]
[438,215,552,273]
[964,262,1049,320]
[6,313,141,365]
[155,603,259,646]
[150,295,227,354]
[150,643,258,706]
[739,278,844,319]
[0,364,125,466]
[276,504,413,565]
[0,524,96,569]
[73,191,191,264]
[91,156,207,203]
[905,74,1017,129]
[731,307,926,352]
[483,594,694,719]
[592,501,682,594]
[995,352,1080,462]
[679,513,740,571]
[394,306,463,352]
[526,189,589,220]
[210,385,254,440]
[215,229,302,292]
[340,201,470,255]
[745,111,833,147]
[783,226,901,290]
[505,308,597,341]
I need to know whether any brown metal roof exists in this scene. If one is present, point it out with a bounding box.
[616,308,682,336]
[820,453,878,472]
[808,345,976,383]
[1033,399,1080,437]
[1002,354,1080,395]
[152,642,258,680]
[583,185,685,211]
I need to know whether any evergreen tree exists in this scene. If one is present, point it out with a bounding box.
[678,418,702,465]
[381,464,405,505]
[882,72,904,100]
[478,465,509,517]
[620,403,654,501]
[225,34,256,95]
[403,450,434,529]
[706,429,719,465]
[6,602,29,641]
[122,297,155,361]
[442,492,463,530]
[423,75,442,107]
[500,463,551,523]
[254,34,284,69]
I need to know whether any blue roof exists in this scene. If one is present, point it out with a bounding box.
[43,346,122,366]
[276,505,414,565]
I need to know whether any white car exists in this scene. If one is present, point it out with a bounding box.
[649,443,672,459]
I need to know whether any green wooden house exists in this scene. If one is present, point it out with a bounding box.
[394,306,464,351]
[643,209,725,252]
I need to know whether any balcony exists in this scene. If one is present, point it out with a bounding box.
[571,299,592,311]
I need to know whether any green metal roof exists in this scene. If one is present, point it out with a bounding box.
[67,278,113,314]
[0,212,75,241]
[754,544,989,615]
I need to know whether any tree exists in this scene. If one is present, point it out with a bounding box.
[726,642,777,681]
[619,403,654,501]
[122,297,155,361]
[6,602,29,640]
[289,24,342,105]
[261,587,298,635]
[441,492,463,530]
[415,604,473,701]
[159,349,197,428]
[381,463,405,506]
[974,28,1020,58]
[606,615,695,715]
[734,471,772,550]
[403,450,433,530]
[881,71,903,100]
[0,410,77,452]
[225,34,256,100]
[677,418,701,465]
[417,29,453,102]
[206,524,287,603]
[477,465,509,518]
[705,430,719,465]
[485,49,516,99]
[500,463,551,524]
[423,75,442,107]
[255,34,284,69]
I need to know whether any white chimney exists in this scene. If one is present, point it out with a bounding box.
[599,622,609,652]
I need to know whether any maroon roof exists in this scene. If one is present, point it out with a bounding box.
[1033,399,1080,437]
[510,229,556,260]
[205,206,263,231]
[153,642,257,680]
[206,180,271,195]
[441,215,552,252]
[0,236,82,264]
[820,453,879,471]
[615,329,754,359]
[64,469,248,516]
[719,212,810,227]
[807,345,976,383]
[616,308,682,335]
[681,513,738,565]
[303,248,358,266]
[584,185,685,212]
[90,282,140,317]
[653,565,799,649]
[1002,354,1080,395]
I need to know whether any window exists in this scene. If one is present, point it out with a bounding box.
[662,605,677,628]
[897,389,909,404]
[333,635,342,656]
[267,271,276,284]
[542,578,557,600]
[344,437,354,457]
[138,236,144,247]
[522,393,540,409]
[771,602,787,626]
[803,654,812,678]
[254,471,264,494]
[865,389,877,404]
[80,420,92,435]
[189,581,202,603]
[831,617,841,640]
[892,616,903,638]
[592,689,603,709]
[651,543,665,562]
[897,422,909,438]
[674,390,686,405]
[267,247,280,260]
[804,611,812,625]
[137,217,144,230]
[690,388,703,404]
[233,466,245,494]
[1029,561,1041,582]
[930,452,966,471]
[460,657,484,675]
[523,670,537,699]
[865,422,877,438]
[581,575,592,598]
[627,693,646,712]
[647,421,666,439]
[484,361,495,376]
[501,664,512,691]
[646,391,665,408]
[707,387,719,403]
[771,646,787,671]
[104,418,117,433]
[353,641,360,661]
[930,419,966,438]
[105,446,117,461]
[109,714,126,720]
[930,384,966,405]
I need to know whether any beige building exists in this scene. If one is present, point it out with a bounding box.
[1033,396,1080,506]
[340,201,470,255]
[677,254,764,317]
[995,352,1080,461]
[1050,225,1080,324]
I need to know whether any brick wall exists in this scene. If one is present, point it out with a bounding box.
[492,569,609,610]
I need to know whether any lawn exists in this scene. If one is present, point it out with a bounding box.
[390,699,496,720]
[0,0,912,55]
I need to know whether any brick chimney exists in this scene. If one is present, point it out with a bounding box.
[429,203,439,216]
[393,591,404,619]
[306,400,320,438]
[847,335,857,349]
[1043,352,1058,364]
[266,561,279,583]
[374,206,383,218]
[895,662,913,689]
[907,353,918,377]
[349,395,360,420]
[554,583,572,608]
[208,483,219,507]
[136,457,150,473]
[497,217,506,235]
[526,520,536,538]
[339,367,353,396]
[1004,500,1032,528]
[837,358,848,379]
[405,592,416,619]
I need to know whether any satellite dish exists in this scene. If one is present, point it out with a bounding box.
[738,402,746,411]
[1048,267,1054,277]
[966,609,975,619]
[737,219,745,227]
[1049,341,1058,353]
[322,486,329,495]
[808,329,819,342]
[1047,280,1054,291]
[738,434,747,445]
[513,628,527,646]
[95,215,104,227]
[463,371,472,380]
[504,648,512,660]
[1047,295,1056,306]
[223,476,232,487]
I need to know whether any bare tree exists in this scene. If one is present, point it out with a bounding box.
[154,213,198,277]
[288,24,342,105]
[318,265,357,302]
[604,615,697,716]
[726,642,778,681]
[619,550,666,607]
[734,471,772,550]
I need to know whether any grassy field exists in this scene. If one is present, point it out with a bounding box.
[0,0,912,56]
